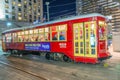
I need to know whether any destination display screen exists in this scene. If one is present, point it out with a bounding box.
[25,42,50,51]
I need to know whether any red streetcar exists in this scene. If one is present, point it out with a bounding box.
[2,13,111,64]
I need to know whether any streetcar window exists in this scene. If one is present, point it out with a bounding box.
[25,31,29,34]
[39,28,44,33]
[5,33,12,42]
[34,29,38,33]
[44,28,50,41]
[99,21,106,40]
[13,33,17,42]
[80,48,83,54]
[91,49,95,54]
[34,34,38,41]
[29,30,33,34]
[52,32,58,40]
[51,24,67,41]
[2,35,6,42]
[75,42,78,47]
[59,31,66,40]
[45,28,49,32]
[75,48,79,53]
[58,25,67,41]
[24,35,29,42]
[29,34,34,42]
[37,34,44,41]
[45,33,50,41]
[18,36,23,42]
[52,26,57,31]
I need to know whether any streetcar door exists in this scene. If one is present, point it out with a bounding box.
[84,21,97,58]
[73,23,84,57]
[1,34,6,51]
[73,21,97,58]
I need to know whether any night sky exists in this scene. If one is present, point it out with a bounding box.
[43,0,76,20]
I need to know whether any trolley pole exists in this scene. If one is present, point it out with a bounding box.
[46,2,50,22]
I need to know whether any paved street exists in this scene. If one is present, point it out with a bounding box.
[0,44,119,80]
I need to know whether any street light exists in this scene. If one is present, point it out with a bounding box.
[6,22,12,28]
[45,2,50,21]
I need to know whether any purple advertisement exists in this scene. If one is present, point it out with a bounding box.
[25,42,50,51]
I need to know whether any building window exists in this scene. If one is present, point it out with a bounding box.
[12,1,15,5]
[5,10,9,13]
[38,13,40,16]
[24,5,27,8]
[5,4,9,9]
[12,16,15,20]
[12,6,15,9]
[29,15,32,18]
[18,13,22,15]
[24,1,27,4]
[29,2,32,5]
[18,4,22,7]
[29,19,32,22]
[34,16,36,19]
[18,17,22,20]
[34,0,36,3]
[18,0,21,2]
[38,9,40,12]
[5,15,9,19]
[5,0,9,3]
[18,8,21,11]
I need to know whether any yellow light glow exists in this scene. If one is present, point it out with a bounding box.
[18,13,22,15]
[18,4,21,6]
[18,17,22,20]
[12,2,15,5]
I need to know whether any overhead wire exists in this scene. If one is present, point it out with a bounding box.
[50,11,76,20]
[50,2,75,8]
[50,8,76,16]
[49,0,56,4]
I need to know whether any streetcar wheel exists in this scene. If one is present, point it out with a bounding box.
[45,53,50,60]
[7,50,12,54]
[63,55,69,62]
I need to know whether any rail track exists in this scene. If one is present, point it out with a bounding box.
[0,60,48,80]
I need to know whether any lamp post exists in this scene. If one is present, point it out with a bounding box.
[45,2,50,21]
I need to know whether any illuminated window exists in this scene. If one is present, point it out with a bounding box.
[29,30,33,34]
[34,29,38,34]
[18,17,22,20]
[51,24,67,41]
[99,21,106,40]
[38,28,45,41]
[5,4,9,8]
[44,28,50,41]
[18,4,22,7]
[12,2,15,5]
[24,1,27,4]
[18,13,22,16]
[38,13,40,15]
[58,25,67,41]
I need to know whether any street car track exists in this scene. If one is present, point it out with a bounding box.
[0,60,48,80]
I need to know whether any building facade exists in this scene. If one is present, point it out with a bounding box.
[0,0,5,20]
[76,0,119,15]
[4,0,43,23]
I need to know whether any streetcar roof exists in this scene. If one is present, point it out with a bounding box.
[2,13,105,34]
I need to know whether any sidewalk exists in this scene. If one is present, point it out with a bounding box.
[106,44,120,66]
